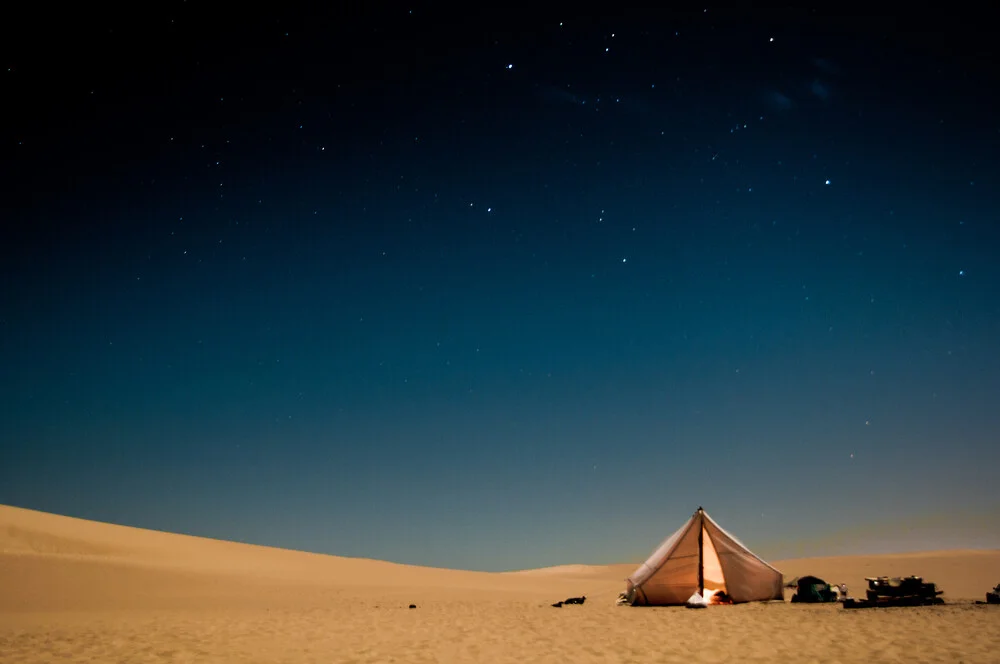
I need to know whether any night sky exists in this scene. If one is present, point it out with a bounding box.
[2,7,998,571]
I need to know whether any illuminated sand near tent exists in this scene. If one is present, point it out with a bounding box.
[2,505,998,663]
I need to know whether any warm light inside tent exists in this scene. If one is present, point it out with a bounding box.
[701,527,729,602]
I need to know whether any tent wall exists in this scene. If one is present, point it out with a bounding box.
[631,520,701,605]
[628,515,693,584]
[702,514,783,603]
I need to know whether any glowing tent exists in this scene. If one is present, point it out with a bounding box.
[622,507,783,606]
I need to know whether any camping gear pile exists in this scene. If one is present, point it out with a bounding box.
[620,507,784,606]
[789,575,840,603]
[843,575,945,609]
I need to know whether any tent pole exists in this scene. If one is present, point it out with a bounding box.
[697,508,704,596]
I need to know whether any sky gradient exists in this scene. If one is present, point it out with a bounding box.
[2,7,998,571]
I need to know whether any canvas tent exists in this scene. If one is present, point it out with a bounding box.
[623,507,783,606]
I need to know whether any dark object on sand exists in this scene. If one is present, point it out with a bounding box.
[409,604,417,609]
[552,595,586,607]
[843,576,944,609]
[790,575,838,603]
[987,584,1000,604]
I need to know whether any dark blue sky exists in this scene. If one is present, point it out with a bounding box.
[2,7,998,570]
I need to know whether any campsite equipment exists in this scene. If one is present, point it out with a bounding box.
[620,507,783,606]
[790,575,838,603]
[843,575,945,608]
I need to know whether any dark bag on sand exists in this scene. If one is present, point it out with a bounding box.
[790,576,837,603]
[551,595,586,607]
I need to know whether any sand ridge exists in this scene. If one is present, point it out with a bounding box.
[2,504,998,663]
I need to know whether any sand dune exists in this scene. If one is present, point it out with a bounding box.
[2,504,998,663]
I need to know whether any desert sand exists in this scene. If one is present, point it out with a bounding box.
[1,504,997,663]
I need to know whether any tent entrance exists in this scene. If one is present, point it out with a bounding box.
[701,526,728,599]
